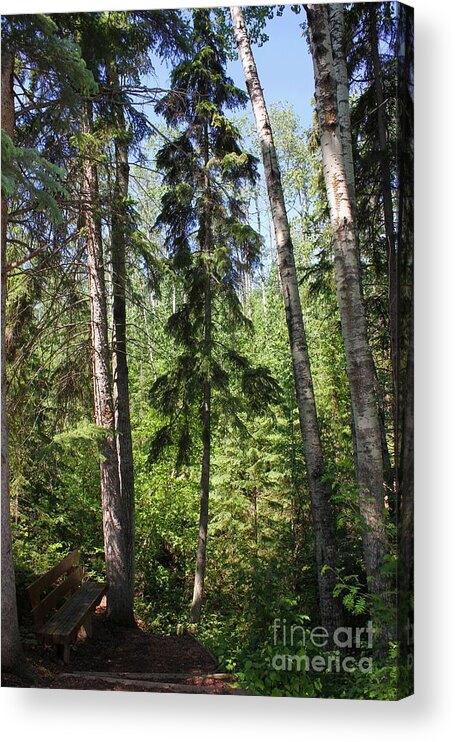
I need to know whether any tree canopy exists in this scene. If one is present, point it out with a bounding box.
[1,3,413,701]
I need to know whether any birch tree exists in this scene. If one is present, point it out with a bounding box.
[231,5,343,635]
[328,4,356,208]
[306,4,390,618]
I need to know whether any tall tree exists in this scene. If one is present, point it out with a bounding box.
[1,49,26,675]
[306,4,391,632]
[102,9,188,623]
[367,3,399,500]
[2,13,96,670]
[230,5,343,635]
[328,4,356,209]
[396,1,414,687]
[79,91,134,625]
[342,2,398,500]
[107,56,136,629]
[152,9,279,624]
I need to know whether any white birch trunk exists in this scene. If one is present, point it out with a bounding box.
[306,5,390,611]
[331,4,395,496]
[231,6,342,635]
[328,4,356,207]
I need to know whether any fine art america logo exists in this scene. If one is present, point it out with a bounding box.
[271,618,375,674]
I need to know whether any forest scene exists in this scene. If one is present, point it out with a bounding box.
[1,2,414,700]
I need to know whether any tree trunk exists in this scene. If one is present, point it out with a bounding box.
[190,131,212,626]
[82,98,134,626]
[396,2,414,683]
[1,51,28,675]
[190,374,211,625]
[231,6,343,635]
[109,65,135,623]
[331,4,395,501]
[328,4,356,208]
[306,5,390,617]
[398,312,413,667]
[369,5,399,499]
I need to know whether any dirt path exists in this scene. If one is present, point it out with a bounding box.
[2,604,246,695]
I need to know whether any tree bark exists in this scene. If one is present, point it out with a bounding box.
[109,65,135,623]
[328,4,356,208]
[190,130,212,625]
[82,98,134,626]
[396,2,414,684]
[369,5,399,499]
[306,5,390,616]
[331,5,395,502]
[398,311,413,663]
[231,6,343,635]
[190,374,211,625]
[1,51,28,674]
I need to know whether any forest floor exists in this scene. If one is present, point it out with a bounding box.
[2,600,246,695]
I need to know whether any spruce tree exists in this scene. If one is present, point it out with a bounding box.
[151,9,279,624]
[1,12,96,673]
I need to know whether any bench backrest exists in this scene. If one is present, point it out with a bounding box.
[27,549,83,628]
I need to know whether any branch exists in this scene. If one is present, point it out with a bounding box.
[6,242,51,271]
[6,231,80,272]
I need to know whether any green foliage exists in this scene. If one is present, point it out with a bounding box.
[2,13,97,97]
[150,8,280,475]
[53,420,112,449]
[3,10,402,701]
[333,571,369,616]
[2,132,68,221]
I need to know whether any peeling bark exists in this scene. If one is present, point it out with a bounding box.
[328,4,356,208]
[306,5,390,617]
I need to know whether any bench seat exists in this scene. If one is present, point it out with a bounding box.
[28,549,107,663]
[37,580,107,644]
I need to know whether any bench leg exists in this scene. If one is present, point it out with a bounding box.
[83,614,93,638]
[78,614,93,640]
[57,642,71,664]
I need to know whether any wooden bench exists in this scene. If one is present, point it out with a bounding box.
[27,549,107,663]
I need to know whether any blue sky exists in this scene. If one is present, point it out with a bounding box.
[148,5,315,129]
[143,6,315,266]
[227,6,315,128]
